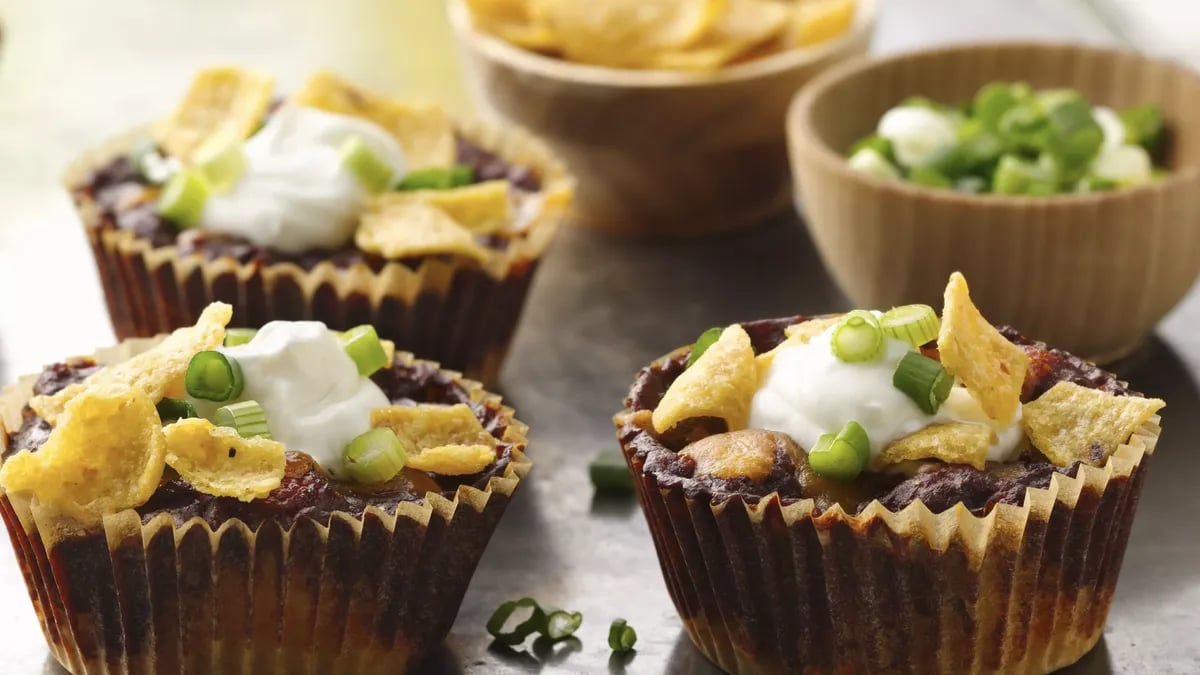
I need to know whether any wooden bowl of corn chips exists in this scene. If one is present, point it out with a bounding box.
[788,42,1200,362]
[450,0,876,236]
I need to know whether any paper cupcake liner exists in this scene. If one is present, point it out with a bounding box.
[0,339,531,675]
[615,408,1159,675]
[67,119,574,388]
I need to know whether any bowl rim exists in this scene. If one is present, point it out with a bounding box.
[787,40,1200,207]
[446,0,878,89]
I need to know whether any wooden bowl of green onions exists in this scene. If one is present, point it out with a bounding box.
[787,42,1200,362]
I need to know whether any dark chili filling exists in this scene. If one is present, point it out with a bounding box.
[4,359,517,529]
[75,130,544,271]
[620,316,1134,517]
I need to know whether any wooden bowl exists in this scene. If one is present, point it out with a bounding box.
[449,0,876,237]
[788,42,1200,362]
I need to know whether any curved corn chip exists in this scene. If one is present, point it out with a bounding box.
[356,202,490,263]
[292,71,455,170]
[467,0,561,49]
[937,273,1028,425]
[646,0,790,71]
[1021,382,1164,467]
[0,383,166,520]
[163,418,286,502]
[788,0,857,47]
[465,0,531,23]
[877,423,994,471]
[372,180,512,235]
[156,66,275,164]
[32,303,232,424]
[681,429,797,481]
[653,324,756,434]
[541,0,728,67]
[372,403,497,452]
[406,444,496,476]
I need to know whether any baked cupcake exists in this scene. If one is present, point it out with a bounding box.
[68,67,573,387]
[0,303,529,674]
[614,273,1163,674]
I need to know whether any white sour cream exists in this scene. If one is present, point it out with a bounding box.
[189,321,390,477]
[748,325,1023,465]
[199,105,408,254]
[877,106,958,169]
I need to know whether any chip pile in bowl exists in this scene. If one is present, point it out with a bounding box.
[464,0,858,70]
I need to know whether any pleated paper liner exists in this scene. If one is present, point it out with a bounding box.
[0,338,531,675]
[65,118,575,388]
[615,408,1160,675]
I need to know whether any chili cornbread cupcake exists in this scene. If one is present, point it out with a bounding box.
[614,273,1163,674]
[67,67,573,386]
[0,304,529,674]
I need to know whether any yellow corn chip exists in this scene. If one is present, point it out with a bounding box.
[647,0,790,71]
[291,71,455,169]
[787,0,857,47]
[937,273,1028,425]
[1021,381,1164,467]
[756,315,842,380]
[373,180,512,235]
[0,383,166,520]
[468,0,562,49]
[681,429,796,481]
[156,66,275,164]
[541,0,727,67]
[162,418,286,502]
[876,423,994,471]
[406,444,496,476]
[465,0,531,23]
[357,202,490,263]
[653,324,756,434]
[372,403,497,453]
[32,303,232,424]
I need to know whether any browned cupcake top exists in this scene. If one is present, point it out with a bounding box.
[618,273,1163,516]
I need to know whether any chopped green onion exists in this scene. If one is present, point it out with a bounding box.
[880,304,939,347]
[992,154,1058,196]
[687,327,723,368]
[394,165,474,191]
[197,143,247,193]
[343,427,409,484]
[830,311,884,363]
[214,400,271,439]
[341,135,395,194]
[487,598,549,646]
[1044,96,1104,176]
[893,351,954,415]
[608,618,638,653]
[808,421,870,481]
[340,325,389,377]
[1119,103,1164,153]
[155,397,196,423]
[849,134,895,164]
[157,168,210,229]
[223,328,258,347]
[545,610,583,640]
[589,448,634,495]
[184,350,244,402]
[973,82,1028,131]
[1076,175,1118,193]
[954,176,988,194]
[908,166,953,188]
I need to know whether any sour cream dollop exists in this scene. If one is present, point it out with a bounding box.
[748,325,1023,465]
[189,321,390,477]
[199,105,408,254]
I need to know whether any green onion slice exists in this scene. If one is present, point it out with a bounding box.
[687,327,723,368]
[608,618,638,653]
[544,610,583,641]
[157,167,210,229]
[214,400,271,439]
[184,350,244,402]
[198,143,247,193]
[808,420,870,481]
[343,427,408,484]
[486,598,549,646]
[155,397,196,423]
[223,327,258,347]
[830,310,885,363]
[589,448,634,495]
[341,135,395,194]
[880,304,940,347]
[340,324,389,377]
[893,351,954,415]
[395,165,475,191]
